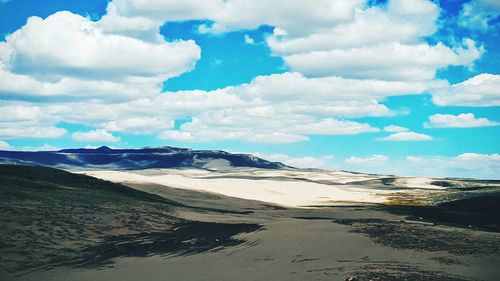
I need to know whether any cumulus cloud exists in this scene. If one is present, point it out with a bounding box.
[0,8,202,141]
[99,0,362,39]
[345,154,389,166]
[267,0,482,82]
[0,126,66,139]
[1,11,200,82]
[406,156,424,163]
[456,152,500,161]
[253,152,334,169]
[0,140,10,149]
[345,153,500,179]
[282,40,482,81]
[248,151,500,179]
[244,34,255,44]
[0,105,41,122]
[0,69,433,143]
[240,72,431,102]
[105,117,174,134]
[10,143,60,152]
[459,0,500,31]
[267,0,439,55]
[195,1,362,36]
[107,0,223,30]
[425,113,499,128]
[158,130,194,141]
[0,10,201,105]
[27,70,430,143]
[378,132,433,141]
[103,0,479,83]
[0,0,491,146]
[167,118,310,144]
[0,67,162,101]
[383,125,409,132]
[431,74,500,106]
[405,153,500,179]
[72,129,120,143]
[164,111,379,144]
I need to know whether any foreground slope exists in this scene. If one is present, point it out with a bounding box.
[0,165,261,275]
[1,164,500,281]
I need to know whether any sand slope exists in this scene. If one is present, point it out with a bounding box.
[3,165,500,281]
[77,168,452,208]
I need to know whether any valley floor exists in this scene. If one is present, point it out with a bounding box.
[1,166,499,281]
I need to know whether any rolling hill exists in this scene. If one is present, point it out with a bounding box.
[0,146,287,170]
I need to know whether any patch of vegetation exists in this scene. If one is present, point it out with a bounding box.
[335,219,500,256]
[385,190,500,232]
[345,263,473,281]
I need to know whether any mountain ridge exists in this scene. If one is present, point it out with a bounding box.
[0,146,288,170]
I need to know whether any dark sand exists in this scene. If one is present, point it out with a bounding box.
[1,165,499,281]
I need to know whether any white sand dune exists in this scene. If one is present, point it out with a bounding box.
[75,168,448,208]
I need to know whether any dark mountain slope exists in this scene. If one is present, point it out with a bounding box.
[0,146,287,170]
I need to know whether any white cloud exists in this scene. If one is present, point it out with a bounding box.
[158,130,194,141]
[0,0,491,146]
[242,152,500,180]
[0,67,162,101]
[0,105,41,122]
[344,153,500,179]
[345,154,389,166]
[425,113,499,128]
[244,34,255,44]
[170,112,378,144]
[34,144,59,151]
[406,156,424,163]
[267,0,439,55]
[378,132,433,141]
[0,9,201,107]
[253,152,334,169]
[108,0,223,27]
[0,140,10,149]
[406,153,500,179]
[0,127,66,139]
[103,0,362,39]
[0,8,204,142]
[12,143,60,151]
[383,125,409,132]
[266,0,482,82]
[240,72,431,102]
[0,69,433,143]
[97,3,161,41]
[173,117,311,144]
[456,152,500,161]
[195,0,362,36]
[459,0,500,31]
[2,11,200,82]
[72,129,120,143]
[291,118,379,135]
[104,117,174,134]
[282,40,482,81]
[432,73,500,106]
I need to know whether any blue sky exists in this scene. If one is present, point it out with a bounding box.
[0,0,499,178]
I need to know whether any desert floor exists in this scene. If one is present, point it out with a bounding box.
[1,166,499,281]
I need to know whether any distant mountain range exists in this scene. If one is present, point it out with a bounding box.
[0,146,287,170]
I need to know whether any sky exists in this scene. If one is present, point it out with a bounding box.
[0,0,499,179]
